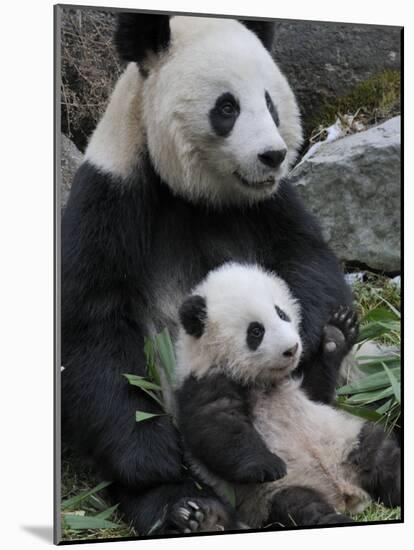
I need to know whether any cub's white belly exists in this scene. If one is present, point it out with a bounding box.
[237,378,370,526]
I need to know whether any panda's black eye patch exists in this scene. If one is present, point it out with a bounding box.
[209,93,240,137]
[265,91,280,127]
[275,305,290,322]
[247,321,265,351]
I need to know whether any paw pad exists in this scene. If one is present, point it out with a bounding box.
[324,341,337,353]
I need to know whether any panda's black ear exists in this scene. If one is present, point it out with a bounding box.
[179,295,207,339]
[115,12,171,64]
[240,20,275,51]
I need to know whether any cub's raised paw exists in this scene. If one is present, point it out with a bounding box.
[166,497,244,534]
[323,306,359,357]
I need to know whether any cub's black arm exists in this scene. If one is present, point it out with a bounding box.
[176,372,286,483]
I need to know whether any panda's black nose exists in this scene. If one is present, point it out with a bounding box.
[283,343,298,358]
[258,149,287,169]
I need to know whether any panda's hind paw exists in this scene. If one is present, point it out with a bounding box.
[167,497,244,534]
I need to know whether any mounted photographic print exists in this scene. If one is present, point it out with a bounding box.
[54,4,403,544]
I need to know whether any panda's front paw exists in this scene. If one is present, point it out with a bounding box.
[323,306,359,358]
[166,497,245,533]
[232,453,287,484]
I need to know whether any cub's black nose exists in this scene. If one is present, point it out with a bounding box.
[283,343,299,358]
[258,149,287,169]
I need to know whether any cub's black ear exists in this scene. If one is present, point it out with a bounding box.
[179,295,207,338]
[240,20,275,51]
[115,12,171,64]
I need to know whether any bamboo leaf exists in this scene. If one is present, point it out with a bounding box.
[154,328,176,384]
[123,374,164,407]
[61,481,112,511]
[62,514,120,530]
[357,322,396,342]
[337,367,400,395]
[135,410,165,422]
[377,320,400,332]
[144,337,161,385]
[123,374,162,391]
[95,503,119,520]
[345,386,394,405]
[362,307,399,323]
[88,493,110,512]
[376,398,394,415]
[357,355,400,375]
[336,401,383,422]
[370,291,401,319]
[382,363,401,403]
[139,387,164,407]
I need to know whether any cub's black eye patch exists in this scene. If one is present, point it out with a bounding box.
[275,305,290,322]
[209,92,240,137]
[265,91,280,127]
[247,321,265,351]
[179,295,207,338]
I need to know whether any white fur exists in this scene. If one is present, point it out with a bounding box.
[175,263,302,386]
[85,64,145,178]
[175,263,370,527]
[237,380,368,527]
[86,17,302,204]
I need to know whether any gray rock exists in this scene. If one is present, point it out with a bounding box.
[289,116,401,272]
[60,134,83,210]
[271,21,401,136]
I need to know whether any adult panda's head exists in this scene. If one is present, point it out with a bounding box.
[86,13,302,206]
[175,263,302,386]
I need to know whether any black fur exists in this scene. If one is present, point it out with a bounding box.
[62,155,351,533]
[347,423,401,508]
[115,13,171,64]
[179,295,207,338]
[240,20,275,51]
[265,486,353,528]
[176,372,287,483]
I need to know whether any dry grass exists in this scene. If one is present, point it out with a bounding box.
[60,7,123,152]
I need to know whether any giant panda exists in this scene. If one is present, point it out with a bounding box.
[61,12,354,535]
[174,263,401,530]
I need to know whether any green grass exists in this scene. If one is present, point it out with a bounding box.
[60,450,136,541]
[353,273,400,347]
[336,273,401,436]
[60,274,401,540]
[353,503,401,522]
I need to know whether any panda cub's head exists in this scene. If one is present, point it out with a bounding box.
[109,14,302,206]
[176,263,302,386]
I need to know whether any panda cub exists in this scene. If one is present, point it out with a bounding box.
[174,263,400,530]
